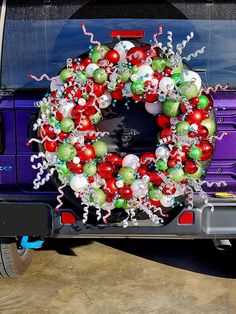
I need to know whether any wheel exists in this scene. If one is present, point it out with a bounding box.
[0,239,34,278]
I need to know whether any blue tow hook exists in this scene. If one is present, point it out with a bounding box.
[21,236,44,249]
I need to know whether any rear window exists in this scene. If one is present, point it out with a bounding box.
[2,0,236,89]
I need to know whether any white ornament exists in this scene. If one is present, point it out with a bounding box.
[155,146,170,160]
[78,98,86,106]
[130,74,138,82]
[136,64,154,82]
[73,157,80,164]
[145,101,162,115]
[85,63,99,77]
[70,175,88,192]
[50,75,63,92]
[151,78,158,86]
[97,91,112,109]
[159,77,175,94]
[45,152,57,164]
[190,123,198,132]
[142,175,150,183]
[122,154,140,169]
[183,70,202,92]
[160,195,175,207]
[131,180,148,198]
[114,41,135,64]
[58,101,74,118]
[116,180,124,188]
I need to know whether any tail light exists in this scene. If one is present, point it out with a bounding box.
[178,211,194,225]
[60,212,76,225]
[111,30,145,39]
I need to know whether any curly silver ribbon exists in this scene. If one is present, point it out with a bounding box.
[176,32,194,56]
[55,183,67,211]
[204,83,229,94]
[182,46,206,61]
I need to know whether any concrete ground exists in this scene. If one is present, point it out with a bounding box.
[0,239,236,314]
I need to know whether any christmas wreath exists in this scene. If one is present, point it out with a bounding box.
[29,24,222,227]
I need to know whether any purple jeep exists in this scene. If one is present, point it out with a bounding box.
[0,0,236,277]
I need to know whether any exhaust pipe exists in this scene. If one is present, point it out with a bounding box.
[213,239,232,251]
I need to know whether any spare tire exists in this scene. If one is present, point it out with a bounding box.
[33,34,216,225]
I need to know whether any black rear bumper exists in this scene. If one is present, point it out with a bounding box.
[1,195,236,239]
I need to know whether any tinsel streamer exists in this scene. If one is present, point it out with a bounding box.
[81,22,101,49]
[182,46,206,61]
[201,180,227,188]
[27,135,60,146]
[33,118,44,130]
[176,32,194,56]
[96,207,102,221]
[28,74,56,82]
[209,132,228,143]
[185,185,194,210]
[152,206,169,218]
[151,24,163,52]
[82,205,89,223]
[102,203,114,224]
[32,159,48,170]
[204,83,229,94]
[189,179,214,212]
[122,211,130,228]
[55,183,67,211]
[33,167,55,190]
[130,208,138,225]
[30,152,45,163]
[166,31,174,56]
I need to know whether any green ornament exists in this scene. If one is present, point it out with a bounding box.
[90,188,106,205]
[89,112,102,124]
[149,188,162,201]
[197,95,209,109]
[176,121,190,135]
[148,182,154,190]
[93,68,108,83]
[186,166,203,179]
[76,71,88,83]
[57,143,77,162]
[83,162,97,176]
[171,62,183,75]
[120,70,131,83]
[168,167,185,183]
[92,140,108,157]
[82,92,89,100]
[131,80,145,95]
[179,82,199,100]
[115,198,126,208]
[151,58,166,72]
[162,99,180,117]
[60,118,75,133]
[201,118,216,137]
[89,45,109,63]
[40,104,49,114]
[57,162,70,175]
[132,65,139,73]
[60,69,73,82]
[188,146,202,160]
[156,159,168,171]
[172,73,181,84]
[119,167,136,185]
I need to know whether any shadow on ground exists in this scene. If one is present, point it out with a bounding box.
[43,238,236,279]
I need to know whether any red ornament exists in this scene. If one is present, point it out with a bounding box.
[184,160,198,174]
[126,47,146,66]
[88,176,95,183]
[77,144,95,161]
[93,83,106,97]
[73,89,82,100]
[188,131,197,138]
[149,199,161,206]
[41,125,56,139]
[137,166,148,177]
[164,67,172,75]
[191,97,200,105]
[111,90,123,100]
[71,106,82,120]
[97,162,114,179]
[104,178,118,195]
[148,172,163,186]
[156,114,170,129]
[201,110,209,120]
[55,111,64,121]
[168,159,177,168]
[44,140,58,152]
[77,117,92,131]
[170,147,187,162]
[163,186,176,195]
[67,161,83,174]
[119,186,133,200]
[198,125,209,138]
[196,140,213,161]
[74,142,81,151]
[182,145,190,153]
[160,128,173,142]
[180,103,188,114]
[106,153,122,167]
[140,152,156,167]
[105,49,120,64]
[186,110,203,125]
[84,58,92,65]
[145,93,158,103]
[58,132,70,141]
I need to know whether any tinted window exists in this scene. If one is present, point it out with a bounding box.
[2,0,236,89]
